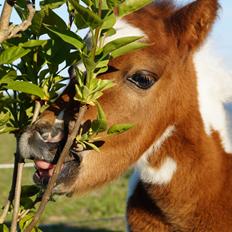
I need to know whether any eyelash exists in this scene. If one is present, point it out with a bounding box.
[127,71,158,89]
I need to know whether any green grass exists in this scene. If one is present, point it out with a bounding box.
[0,134,129,231]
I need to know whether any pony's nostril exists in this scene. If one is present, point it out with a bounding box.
[51,128,61,137]
[41,132,49,141]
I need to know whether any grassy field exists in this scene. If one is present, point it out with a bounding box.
[0,134,129,231]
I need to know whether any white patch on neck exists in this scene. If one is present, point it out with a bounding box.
[136,125,176,185]
[139,156,177,185]
[195,40,232,153]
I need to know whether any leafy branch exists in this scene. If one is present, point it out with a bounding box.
[0,0,152,231]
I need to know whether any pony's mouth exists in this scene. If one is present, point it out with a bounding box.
[33,150,83,186]
[33,160,58,186]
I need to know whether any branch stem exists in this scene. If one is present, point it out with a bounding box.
[0,0,13,43]
[24,105,87,232]
[9,101,41,231]
[0,1,12,29]
[0,1,35,43]
[32,101,41,123]
[10,162,24,232]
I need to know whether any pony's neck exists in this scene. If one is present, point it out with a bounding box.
[137,116,225,229]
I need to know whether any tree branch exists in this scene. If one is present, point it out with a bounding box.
[10,101,41,232]
[0,0,13,43]
[10,160,24,232]
[0,101,42,226]
[8,3,35,39]
[0,1,35,43]
[24,105,87,232]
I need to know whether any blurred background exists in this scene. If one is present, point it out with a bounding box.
[0,0,232,231]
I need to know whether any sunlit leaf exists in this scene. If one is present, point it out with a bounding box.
[21,40,47,48]
[107,123,134,135]
[0,46,30,64]
[0,70,17,84]
[102,36,143,57]
[19,212,34,231]
[91,102,108,133]
[4,81,46,99]
[69,0,102,29]
[111,41,149,58]
[102,13,116,30]
[44,25,84,50]
[0,112,10,126]
[0,224,9,232]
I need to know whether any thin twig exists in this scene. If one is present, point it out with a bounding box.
[32,101,42,123]
[10,101,41,232]
[0,201,10,223]
[10,161,24,232]
[24,105,87,232]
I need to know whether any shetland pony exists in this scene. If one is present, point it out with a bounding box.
[20,0,232,231]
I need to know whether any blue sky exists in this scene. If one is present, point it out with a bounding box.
[211,1,232,68]
[2,0,232,68]
[179,0,232,68]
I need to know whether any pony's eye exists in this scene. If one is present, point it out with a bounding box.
[127,71,157,89]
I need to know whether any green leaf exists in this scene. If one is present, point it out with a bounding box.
[21,40,47,48]
[5,81,46,99]
[40,0,66,9]
[43,9,67,31]
[102,13,116,30]
[92,102,107,133]
[107,123,134,135]
[0,70,16,84]
[0,127,17,134]
[0,46,30,64]
[21,185,40,197]
[31,10,46,35]
[44,25,84,50]
[0,224,9,232]
[0,112,10,125]
[92,79,115,93]
[69,0,103,29]
[102,36,143,58]
[20,197,34,209]
[118,0,153,17]
[19,212,34,231]
[82,54,96,72]
[111,41,149,58]
[92,119,107,133]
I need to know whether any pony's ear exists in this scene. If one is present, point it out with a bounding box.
[168,0,219,51]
